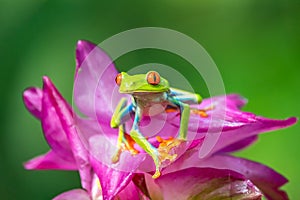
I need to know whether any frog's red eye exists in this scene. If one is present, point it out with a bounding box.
[115,73,122,86]
[147,71,160,85]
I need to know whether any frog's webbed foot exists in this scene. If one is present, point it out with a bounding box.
[191,104,215,118]
[151,136,184,178]
[112,133,139,164]
[156,136,183,162]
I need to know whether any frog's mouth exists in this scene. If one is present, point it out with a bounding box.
[119,91,167,95]
[133,91,163,94]
[120,88,170,94]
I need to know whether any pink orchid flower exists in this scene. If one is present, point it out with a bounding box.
[23,40,296,200]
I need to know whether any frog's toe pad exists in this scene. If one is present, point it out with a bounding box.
[152,170,161,179]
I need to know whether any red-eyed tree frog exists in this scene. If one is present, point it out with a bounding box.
[110,71,203,178]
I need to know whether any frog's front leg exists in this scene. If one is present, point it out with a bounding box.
[111,97,133,128]
[111,98,136,163]
[167,96,190,140]
[169,88,202,104]
[169,88,209,117]
[129,106,162,179]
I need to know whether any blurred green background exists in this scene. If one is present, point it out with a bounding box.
[0,0,299,199]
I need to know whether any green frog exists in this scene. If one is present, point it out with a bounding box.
[111,71,203,178]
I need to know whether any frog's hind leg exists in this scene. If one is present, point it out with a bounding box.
[129,107,163,179]
[111,124,140,163]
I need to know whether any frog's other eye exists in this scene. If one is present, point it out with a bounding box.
[147,71,161,85]
[115,73,122,86]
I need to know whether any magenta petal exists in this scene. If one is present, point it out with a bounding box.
[204,155,289,200]
[89,155,134,200]
[132,174,151,199]
[41,77,74,162]
[185,94,297,156]
[88,132,145,199]
[42,77,92,192]
[116,181,150,200]
[74,40,124,123]
[75,40,97,77]
[23,87,43,119]
[86,121,147,172]
[187,94,296,134]
[217,135,258,153]
[75,116,146,199]
[24,150,77,170]
[152,168,262,199]
[207,116,297,156]
[167,153,288,199]
[53,189,90,200]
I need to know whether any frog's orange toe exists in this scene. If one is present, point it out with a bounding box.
[152,170,161,179]
[156,136,182,163]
